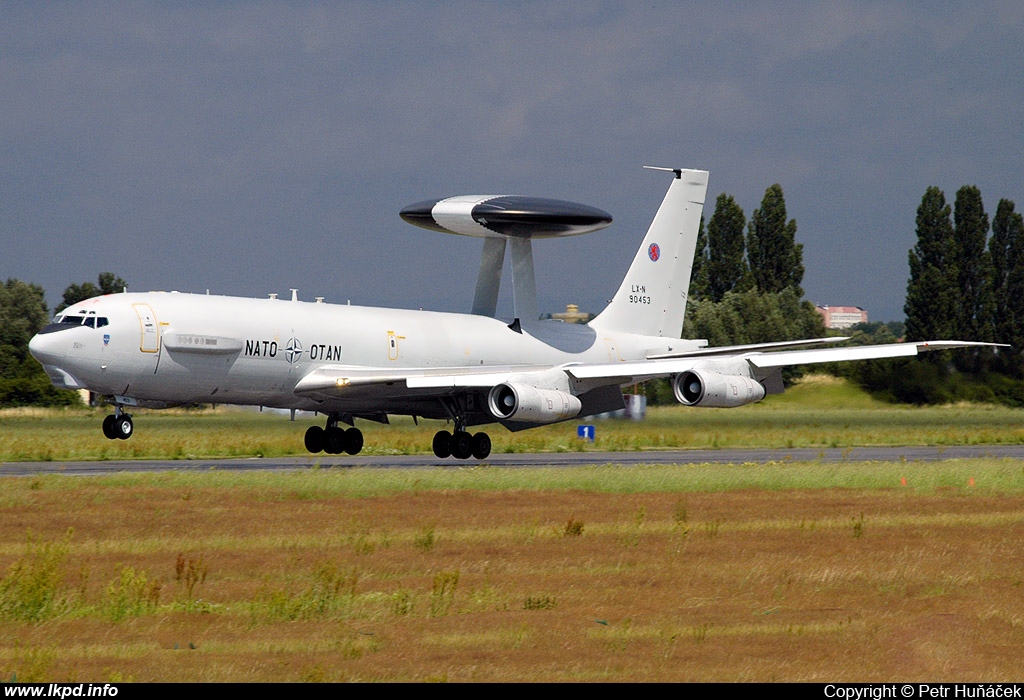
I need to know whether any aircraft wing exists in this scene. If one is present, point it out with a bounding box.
[742,340,996,368]
[645,336,849,359]
[291,363,622,428]
[292,340,1005,422]
[292,365,540,400]
[295,340,1005,400]
[566,340,1006,383]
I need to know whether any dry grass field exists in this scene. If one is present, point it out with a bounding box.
[1,462,1023,682]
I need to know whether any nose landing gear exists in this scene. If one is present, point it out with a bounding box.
[101,407,133,440]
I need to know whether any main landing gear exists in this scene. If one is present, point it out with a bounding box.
[304,414,364,455]
[432,428,491,460]
[301,410,491,460]
[101,407,134,440]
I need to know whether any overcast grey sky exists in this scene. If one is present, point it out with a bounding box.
[3,2,1022,324]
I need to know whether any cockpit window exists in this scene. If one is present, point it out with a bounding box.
[50,314,108,328]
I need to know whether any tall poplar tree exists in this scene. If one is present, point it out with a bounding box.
[989,199,1024,374]
[952,185,992,343]
[706,194,748,302]
[689,215,710,301]
[746,184,804,296]
[904,187,957,342]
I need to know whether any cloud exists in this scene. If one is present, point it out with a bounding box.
[1,2,1021,323]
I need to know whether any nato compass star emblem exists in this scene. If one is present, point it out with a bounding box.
[285,338,303,365]
[648,243,661,262]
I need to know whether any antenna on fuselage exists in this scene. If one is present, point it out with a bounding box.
[399,194,612,322]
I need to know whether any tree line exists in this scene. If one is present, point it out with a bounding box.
[904,186,1024,357]
[644,184,823,404]
[0,274,125,406]
[845,185,1024,405]
[5,184,1024,408]
[683,183,823,349]
[662,180,1024,406]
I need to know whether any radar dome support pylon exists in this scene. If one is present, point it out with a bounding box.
[399,195,612,323]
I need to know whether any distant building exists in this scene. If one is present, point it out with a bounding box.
[550,303,592,324]
[816,305,867,329]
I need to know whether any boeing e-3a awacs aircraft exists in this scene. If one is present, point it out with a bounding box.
[29,167,998,460]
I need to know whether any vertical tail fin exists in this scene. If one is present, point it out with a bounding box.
[590,167,709,337]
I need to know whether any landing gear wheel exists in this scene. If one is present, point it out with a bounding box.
[471,432,491,460]
[304,425,324,453]
[432,430,452,459]
[450,430,473,460]
[102,414,118,440]
[324,426,346,454]
[343,428,363,455]
[115,415,133,440]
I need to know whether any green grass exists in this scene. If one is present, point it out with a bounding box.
[4,458,1023,500]
[3,375,1024,462]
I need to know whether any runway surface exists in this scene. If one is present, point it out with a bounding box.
[2,444,1023,476]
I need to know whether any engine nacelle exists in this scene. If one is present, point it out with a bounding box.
[488,383,583,423]
[672,370,766,408]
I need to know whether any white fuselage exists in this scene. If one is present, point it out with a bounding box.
[29,291,702,415]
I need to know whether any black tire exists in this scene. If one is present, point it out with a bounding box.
[115,415,133,440]
[471,432,491,460]
[432,430,452,459]
[304,425,324,453]
[343,428,364,455]
[450,430,473,460]
[102,414,118,440]
[324,426,345,454]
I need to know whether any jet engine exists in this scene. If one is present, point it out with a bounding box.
[488,383,583,423]
[672,370,766,408]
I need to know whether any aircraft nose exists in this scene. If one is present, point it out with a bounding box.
[28,331,65,365]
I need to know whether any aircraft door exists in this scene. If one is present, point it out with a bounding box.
[387,330,404,361]
[133,304,161,353]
